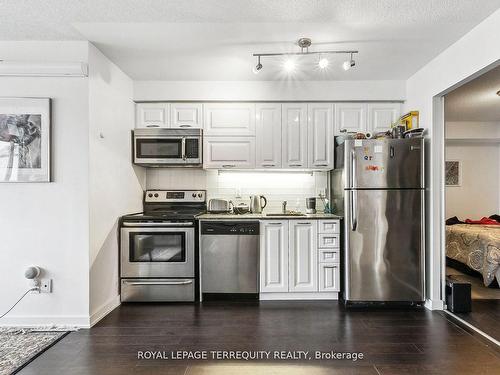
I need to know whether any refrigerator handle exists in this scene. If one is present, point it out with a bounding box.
[350,150,357,188]
[350,190,358,231]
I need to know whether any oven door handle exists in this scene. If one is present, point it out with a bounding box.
[123,280,193,286]
[122,222,193,227]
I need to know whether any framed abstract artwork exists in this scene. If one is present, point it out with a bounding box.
[445,160,461,187]
[0,98,51,182]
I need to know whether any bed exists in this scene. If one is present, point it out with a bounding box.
[445,224,500,287]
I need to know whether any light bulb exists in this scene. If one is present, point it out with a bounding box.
[318,57,329,69]
[283,59,296,73]
[343,59,355,71]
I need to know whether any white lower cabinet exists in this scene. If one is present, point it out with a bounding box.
[289,221,318,292]
[260,221,289,293]
[260,219,340,299]
[319,263,340,292]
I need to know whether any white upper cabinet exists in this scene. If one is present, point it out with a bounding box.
[203,136,255,169]
[289,220,318,292]
[367,103,401,134]
[334,103,367,134]
[307,103,334,169]
[282,103,308,168]
[256,103,282,168]
[170,103,203,129]
[203,103,256,136]
[260,221,289,293]
[136,103,170,128]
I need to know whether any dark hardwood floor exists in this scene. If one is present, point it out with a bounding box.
[18,301,500,375]
[454,299,500,341]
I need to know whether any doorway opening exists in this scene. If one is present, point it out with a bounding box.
[442,64,500,342]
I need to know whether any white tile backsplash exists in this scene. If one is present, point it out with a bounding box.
[147,169,328,213]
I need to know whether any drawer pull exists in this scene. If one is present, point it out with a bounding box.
[123,280,193,286]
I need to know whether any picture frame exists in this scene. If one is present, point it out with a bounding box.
[445,160,461,187]
[0,97,51,182]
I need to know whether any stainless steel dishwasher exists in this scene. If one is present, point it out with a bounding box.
[200,221,259,298]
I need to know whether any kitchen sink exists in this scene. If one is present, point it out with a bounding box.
[266,213,306,217]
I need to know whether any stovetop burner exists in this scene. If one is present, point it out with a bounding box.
[121,189,207,223]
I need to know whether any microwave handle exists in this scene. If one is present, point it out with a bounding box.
[181,137,186,160]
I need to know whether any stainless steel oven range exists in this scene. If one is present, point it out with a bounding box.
[120,189,206,302]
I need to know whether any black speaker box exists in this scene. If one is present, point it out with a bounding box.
[445,276,471,313]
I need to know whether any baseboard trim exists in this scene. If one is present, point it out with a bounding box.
[89,295,121,328]
[0,315,90,329]
[260,292,338,300]
[425,299,444,310]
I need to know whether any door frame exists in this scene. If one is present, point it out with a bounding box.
[432,60,500,310]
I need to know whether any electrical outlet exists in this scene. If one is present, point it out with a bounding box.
[40,279,52,293]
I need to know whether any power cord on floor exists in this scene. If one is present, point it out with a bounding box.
[0,287,40,319]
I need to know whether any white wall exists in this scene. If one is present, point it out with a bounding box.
[0,42,91,326]
[405,8,500,309]
[88,44,145,326]
[445,143,499,219]
[134,80,406,101]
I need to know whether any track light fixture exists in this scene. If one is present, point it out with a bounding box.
[318,55,329,69]
[343,53,356,71]
[252,38,358,74]
[252,56,263,74]
[283,59,296,73]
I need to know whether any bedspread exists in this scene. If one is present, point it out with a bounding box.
[446,224,500,286]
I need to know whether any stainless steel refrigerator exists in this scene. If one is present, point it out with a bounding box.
[329,138,425,305]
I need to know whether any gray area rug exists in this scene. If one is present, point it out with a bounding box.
[0,328,68,375]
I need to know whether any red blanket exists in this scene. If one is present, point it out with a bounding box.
[464,217,500,225]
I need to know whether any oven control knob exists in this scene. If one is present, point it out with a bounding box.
[148,193,153,198]
[192,193,197,198]
[154,193,159,198]
[197,193,202,198]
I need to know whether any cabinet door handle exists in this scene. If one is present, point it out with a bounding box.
[180,124,192,128]
[315,164,328,167]
[222,164,236,168]
[262,164,276,167]
[146,125,160,128]
[289,164,302,167]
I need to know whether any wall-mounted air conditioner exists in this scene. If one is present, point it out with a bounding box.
[0,61,89,77]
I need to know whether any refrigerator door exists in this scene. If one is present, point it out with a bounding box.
[345,189,424,302]
[343,138,424,189]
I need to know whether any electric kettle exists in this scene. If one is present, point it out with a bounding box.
[249,195,267,214]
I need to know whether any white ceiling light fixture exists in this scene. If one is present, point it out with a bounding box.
[318,55,329,70]
[283,59,296,73]
[252,38,357,74]
[342,53,356,71]
[0,60,88,77]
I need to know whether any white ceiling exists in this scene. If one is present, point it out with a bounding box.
[1,0,500,81]
[445,65,500,122]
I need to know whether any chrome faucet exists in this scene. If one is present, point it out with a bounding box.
[282,201,287,214]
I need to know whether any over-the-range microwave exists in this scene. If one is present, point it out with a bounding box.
[133,128,202,167]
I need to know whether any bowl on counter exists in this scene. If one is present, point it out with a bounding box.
[232,203,250,215]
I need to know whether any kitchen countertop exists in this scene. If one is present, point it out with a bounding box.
[196,213,343,220]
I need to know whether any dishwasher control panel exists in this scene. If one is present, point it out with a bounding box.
[201,221,260,235]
